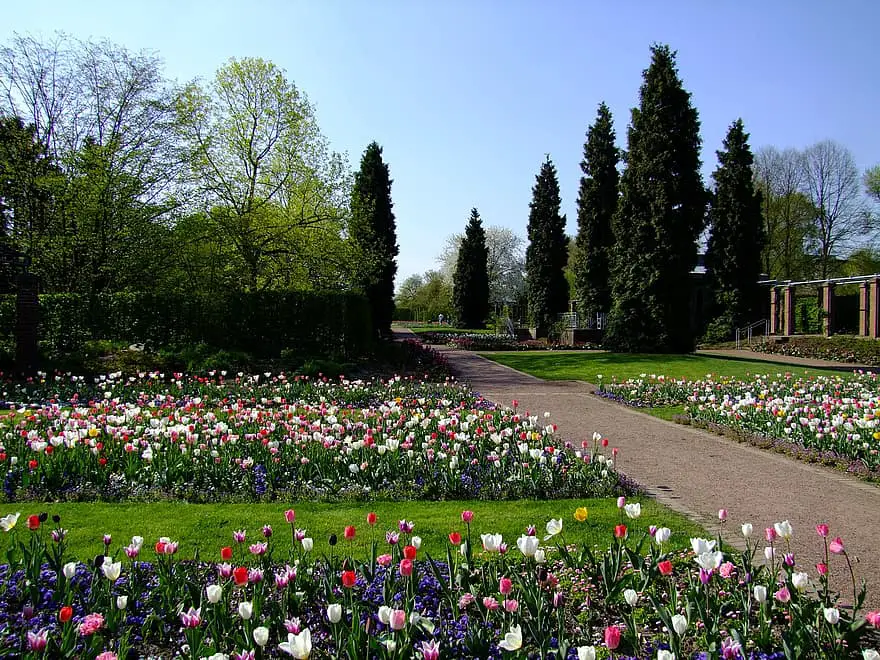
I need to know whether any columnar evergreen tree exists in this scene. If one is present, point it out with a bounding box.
[452,208,490,328]
[705,119,766,336]
[525,156,569,332]
[349,142,399,337]
[605,44,706,353]
[573,102,619,317]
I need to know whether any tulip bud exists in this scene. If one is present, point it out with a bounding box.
[671,614,687,636]
[116,595,128,610]
[327,603,342,624]
[754,585,767,603]
[253,626,270,647]
[238,601,253,620]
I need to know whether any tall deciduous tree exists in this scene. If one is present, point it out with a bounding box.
[525,156,569,332]
[801,140,866,278]
[705,119,765,335]
[866,165,880,203]
[605,44,705,353]
[573,102,619,317]
[452,208,490,328]
[177,57,348,292]
[350,141,398,337]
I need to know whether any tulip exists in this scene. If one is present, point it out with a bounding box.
[498,624,523,651]
[411,535,422,549]
[221,546,232,560]
[399,558,413,577]
[343,525,356,540]
[206,584,222,604]
[341,570,356,588]
[624,503,641,519]
[614,524,627,539]
[63,562,77,579]
[180,606,202,628]
[574,507,588,522]
[718,508,728,522]
[774,586,791,603]
[658,560,673,576]
[27,629,48,652]
[864,611,880,628]
[765,527,778,543]
[254,626,270,647]
[753,585,767,603]
[378,605,392,624]
[301,537,313,552]
[503,598,519,613]
[792,572,810,590]
[690,538,716,555]
[2,512,22,532]
[516,534,538,557]
[671,614,687,636]
[654,527,671,544]
[481,533,503,552]
[102,560,122,582]
[278,628,311,658]
[403,545,417,560]
[27,514,40,530]
[824,607,840,624]
[863,650,880,660]
[658,651,676,660]
[238,601,253,620]
[741,523,753,538]
[366,511,377,525]
[449,531,462,545]
[327,603,342,624]
[59,606,73,623]
[604,625,621,650]
[577,646,597,660]
[420,640,441,660]
[483,596,500,611]
[534,548,546,564]
[284,510,295,523]
[389,609,407,631]
[461,510,474,523]
[774,520,793,539]
[816,562,828,576]
[233,566,249,587]
[623,588,638,606]
[617,496,626,508]
[829,537,845,554]
[816,523,829,538]
[116,596,128,610]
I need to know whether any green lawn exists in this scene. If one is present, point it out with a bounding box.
[480,351,855,384]
[0,498,704,562]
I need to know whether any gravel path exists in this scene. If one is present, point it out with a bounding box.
[400,330,880,608]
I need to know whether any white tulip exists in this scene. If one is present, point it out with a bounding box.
[792,572,810,590]
[516,535,538,558]
[754,585,768,603]
[624,503,641,519]
[253,625,270,647]
[544,519,563,540]
[577,646,597,660]
[657,651,676,660]
[116,595,128,610]
[671,613,688,636]
[279,628,312,659]
[823,607,840,624]
[327,603,342,624]
[624,589,639,606]
[534,548,546,564]
[378,605,392,625]
[654,527,671,544]
[411,535,422,550]
[63,562,77,579]
[498,624,523,651]
[206,584,223,604]
[301,538,313,552]
[238,601,253,620]
[774,520,793,539]
[693,551,723,571]
[863,650,880,660]
[741,523,753,537]
[690,538,716,555]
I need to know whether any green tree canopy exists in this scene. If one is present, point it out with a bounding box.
[350,141,398,337]
[574,102,619,317]
[452,208,490,328]
[525,156,569,332]
[605,44,705,353]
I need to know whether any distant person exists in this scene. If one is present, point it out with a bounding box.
[438,313,445,325]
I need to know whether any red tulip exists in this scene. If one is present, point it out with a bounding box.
[448,532,462,545]
[28,459,38,470]
[59,606,73,623]
[658,560,673,576]
[344,525,356,541]
[403,545,417,560]
[614,524,627,539]
[233,566,248,587]
[341,570,356,588]
[367,512,377,526]
[220,546,232,560]
[27,515,40,530]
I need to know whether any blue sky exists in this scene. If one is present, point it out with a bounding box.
[3,1,878,284]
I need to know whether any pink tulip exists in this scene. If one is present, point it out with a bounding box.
[829,537,845,554]
[617,496,626,509]
[399,558,413,577]
[27,629,48,652]
[865,611,880,627]
[774,586,791,603]
[816,523,829,538]
[389,609,406,631]
[765,527,778,542]
[95,653,118,660]
[718,509,728,522]
[420,640,440,660]
[816,563,828,576]
[376,554,392,567]
[604,625,621,650]
[284,509,295,523]
[461,510,474,523]
[499,577,512,595]
[482,596,500,610]
[503,598,519,613]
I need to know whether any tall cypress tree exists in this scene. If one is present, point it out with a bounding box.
[349,142,398,337]
[525,156,569,332]
[452,208,490,328]
[705,119,765,334]
[574,102,619,317]
[605,44,706,353]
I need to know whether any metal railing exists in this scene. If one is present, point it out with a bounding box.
[558,311,607,330]
[735,319,770,349]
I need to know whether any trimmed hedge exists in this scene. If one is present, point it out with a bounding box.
[0,291,373,359]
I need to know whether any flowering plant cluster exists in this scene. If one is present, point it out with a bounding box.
[418,333,600,352]
[1,507,878,659]
[0,376,621,502]
[598,371,880,470]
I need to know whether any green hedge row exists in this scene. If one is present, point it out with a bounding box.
[0,291,373,359]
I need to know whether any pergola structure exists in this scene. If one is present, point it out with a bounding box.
[763,274,880,338]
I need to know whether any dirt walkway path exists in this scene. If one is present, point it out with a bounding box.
[400,330,880,607]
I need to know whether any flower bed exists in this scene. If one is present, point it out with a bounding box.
[0,374,621,502]
[1,508,878,658]
[417,333,601,352]
[598,372,880,471]
[751,337,880,368]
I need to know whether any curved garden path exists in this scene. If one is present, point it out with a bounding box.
[396,330,880,608]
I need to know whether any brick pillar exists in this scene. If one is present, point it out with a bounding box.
[15,273,39,375]
[870,278,880,339]
[783,285,795,336]
[821,283,835,337]
[769,288,780,335]
[860,282,870,336]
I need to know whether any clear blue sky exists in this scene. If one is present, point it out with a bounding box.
[3,1,878,284]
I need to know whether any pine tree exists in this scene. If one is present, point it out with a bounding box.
[705,119,766,336]
[349,142,398,337]
[525,156,569,333]
[573,102,619,318]
[452,208,490,328]
[605,44,706,353]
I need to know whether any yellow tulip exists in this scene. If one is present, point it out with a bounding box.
[574,507,588,522]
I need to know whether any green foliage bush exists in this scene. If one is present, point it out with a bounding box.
[0,291,373,360]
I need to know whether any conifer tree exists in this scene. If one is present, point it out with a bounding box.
[574,102,619,317]
[349,142,398,337]
[525,156,569,333]
[452,208,490,328]
[705,119,766,336]
[605,45,706,352]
